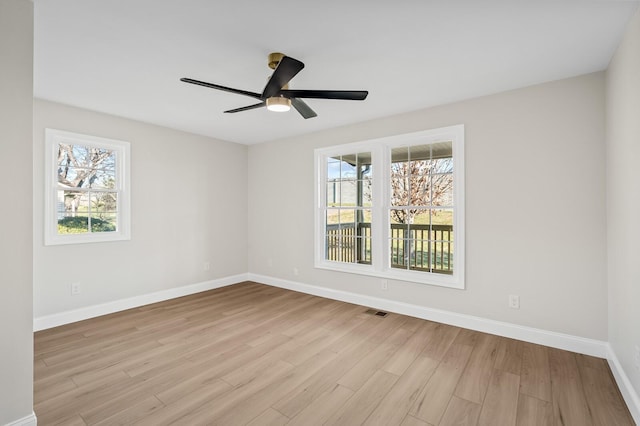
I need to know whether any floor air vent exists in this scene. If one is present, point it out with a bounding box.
[364,309,388,317]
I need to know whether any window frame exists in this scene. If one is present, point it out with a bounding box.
[314,125,465,289]
[44,128,131,246]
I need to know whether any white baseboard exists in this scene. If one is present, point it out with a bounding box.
[248,273,609,358]
[607,344,640,424]
[4,412,37,426]
[33,273,248,331]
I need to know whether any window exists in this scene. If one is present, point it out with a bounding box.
[44,129,131,245]
[315,125,464,288]
[325,152,373,264]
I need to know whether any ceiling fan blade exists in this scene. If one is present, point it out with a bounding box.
[180,78,262,100]
[281,90,368,100]
[224,102,266,113]
[262,56,305,98]
[291,98,317,119]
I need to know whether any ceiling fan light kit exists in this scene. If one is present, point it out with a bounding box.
[266,96,291,112]
[180,52,368,119]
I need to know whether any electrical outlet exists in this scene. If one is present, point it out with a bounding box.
[267,258,273,268]
[203,261,210,271]
[71,282,81,295]
[381,280,388,291]
[508,295,520,309]
[634,345,640,372]
[293,267,299,276]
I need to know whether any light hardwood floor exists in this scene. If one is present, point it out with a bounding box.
[34,282,634,425]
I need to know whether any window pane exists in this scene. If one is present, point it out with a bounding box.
[61,190,89,216]
[429,240,454,274]
[57,166,116,189]
[361,163,372,179]
[431,209,454,274]
[64,144,115,167]
[431,172,453,207]
[325,207,341,262]
[391,147,409,163]
[390,209,408,269]
[341,230,357,263]
[357,209,372,263]
[391,148,410,208]
[90,169,117,189]
[340,179,358,206]
[91,192,117,212]
[430,141,453,161]
[57,166,83,185]
[390,208,411,228]
[409,209,430,225]
[361,179,372,207]
[407,210,431,271]
[431,208,453,227]
[57,190,90,234]
[432,156,453,173]
[408,172,430,206]
[408,144,432,162]
[390,237,408,269]
[412,235,430,270]
[360,209,372,224]
[58,215,89,234]
[392,143,454,211]
[390,178,409,206]
[327,182,339,207]
[326,233,339,261]
[409,159,431,176]
[389,208,454,273]
[326,208,340,226]
[57,143,115,174]
[327,153,372,209]
[358,236,372,264]
[325,217,355,264]
[325,207,371,264]
[358,156,373,208]
[327,156,341,180]
[91,213,117,233]
[339,209,355,226]
[340,158,357,178]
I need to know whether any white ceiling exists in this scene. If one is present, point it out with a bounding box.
[34,0,639,145]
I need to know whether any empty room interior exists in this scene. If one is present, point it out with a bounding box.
[2,1,640,425]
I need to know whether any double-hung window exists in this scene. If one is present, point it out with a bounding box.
[44,129,131,245]
[315,125,465,288]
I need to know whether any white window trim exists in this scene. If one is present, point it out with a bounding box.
[314,125,465,289]
[44,128,131,246]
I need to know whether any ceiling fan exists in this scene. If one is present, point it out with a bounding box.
[180,52,368,119]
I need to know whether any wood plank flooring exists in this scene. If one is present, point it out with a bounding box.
[34,282,634,425]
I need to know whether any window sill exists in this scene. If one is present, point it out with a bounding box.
[314,260,464,289]
[44,231,130,246]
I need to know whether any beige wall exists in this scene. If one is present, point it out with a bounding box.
[33,100,248,318]
[607,7,640,399]
[0,0,34,424]
[248,72,608,340]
